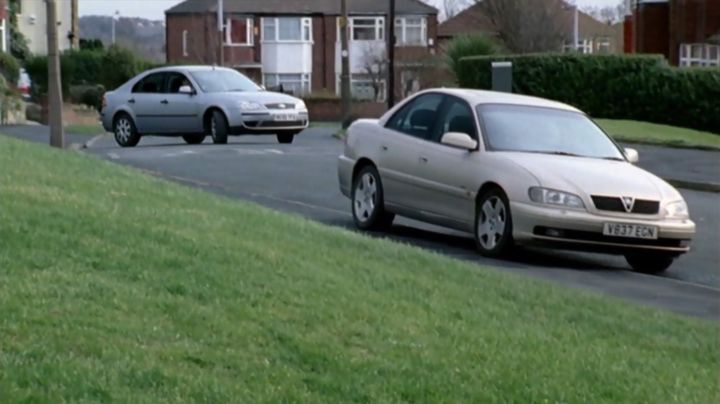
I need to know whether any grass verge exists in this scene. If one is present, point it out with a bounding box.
[596,119,720,150]
[64,123,106,136]
[0,135,718,403]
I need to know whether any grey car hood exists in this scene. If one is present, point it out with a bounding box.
[495,152,682,201]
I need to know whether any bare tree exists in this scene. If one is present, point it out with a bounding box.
[359,44,388,102]
[582,0,631,24]
[441,0,467,21]
[475,0,569,53]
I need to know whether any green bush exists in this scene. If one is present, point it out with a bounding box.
[0,52,21,85]
[24,55,73,99]
[445,34,498,80]
[69,84,106,111]
[456,54,720,134]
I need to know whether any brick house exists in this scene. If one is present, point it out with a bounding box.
[165,0,439,101]
[628,0,720,66]
[437,2,624,55]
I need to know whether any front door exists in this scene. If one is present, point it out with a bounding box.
[162,72,203,134]
[130,72,167,134]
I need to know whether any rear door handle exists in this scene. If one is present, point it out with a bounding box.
[160,100,169,104]
[381,145,388,151]
[128,98,135,104]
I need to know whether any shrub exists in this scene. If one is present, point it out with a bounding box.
[456,54,720,134]
[0,52,21,85]
[69,84,106,111]
[24,55,73,99]
[446,34,499,80]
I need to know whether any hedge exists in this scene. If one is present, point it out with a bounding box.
[0,52,21,85]
[456,54,720,134]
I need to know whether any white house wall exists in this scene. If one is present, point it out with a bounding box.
[17,0,73,55]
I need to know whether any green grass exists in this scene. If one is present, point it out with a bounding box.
[596,119,720,150]
[64,123,106,135]
[0,135,718,403]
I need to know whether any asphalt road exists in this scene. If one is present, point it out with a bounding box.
[71,128,719,320]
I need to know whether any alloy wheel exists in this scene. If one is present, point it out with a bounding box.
[115,118,131,143]
[354,172,377,223]
[477,196,507,250]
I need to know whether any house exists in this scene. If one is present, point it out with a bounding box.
[12,0,79,55]
[627,0,720,67]
[437,1,624,55]
[165,0,439,101]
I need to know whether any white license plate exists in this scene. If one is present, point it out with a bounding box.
[274,114,298,122]
[603,223,658,239]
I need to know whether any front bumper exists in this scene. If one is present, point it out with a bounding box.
[511,201,695,255]
[338,155,355,198]
[232,110,309,134]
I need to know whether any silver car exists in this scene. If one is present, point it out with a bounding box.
[338,89,695,274]
[101,66,309,147]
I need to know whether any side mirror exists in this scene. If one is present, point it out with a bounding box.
[260,85,266,91]
[179,85,195,95]
[624,147,639,164]
[441,132,478,151]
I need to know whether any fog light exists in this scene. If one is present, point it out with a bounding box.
[546,229,563,237]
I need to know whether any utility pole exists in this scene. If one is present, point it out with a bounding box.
[46,0,65,148]
[111,10,119,44]
[573,3,579,52]
[340,0,351,127]
[217,0,224,65]
[387,0,396,108]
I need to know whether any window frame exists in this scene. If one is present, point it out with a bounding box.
[338,17,385,42]
[164,71,195,94]
[261,17,312,43]
[394,16,427,46]
[131,72,167,94]
[430,95,480,145]
[679,43,720,67]
[224,17,254,47]
[384,92,447,141]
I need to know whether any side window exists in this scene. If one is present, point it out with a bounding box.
[132,73,165,94]
[385,93,445,140]
[432,96,478,143]
[165,72,193,94]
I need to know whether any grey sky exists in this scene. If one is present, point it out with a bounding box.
[79,0,622,20]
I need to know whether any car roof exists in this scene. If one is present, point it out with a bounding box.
[143,65,235,74]
[430,88,581,113]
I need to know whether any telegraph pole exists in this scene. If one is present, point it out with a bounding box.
[46,0,65,148]
[387,0,396,108]
[218,0,224,65]
[340,0,351,127]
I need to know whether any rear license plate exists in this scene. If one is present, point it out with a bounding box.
[603,223,658,239]
[274,114,298,122]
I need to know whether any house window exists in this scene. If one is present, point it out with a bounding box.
[182,30,189,57]
[596,37,611,54]
[262,17,312,42]
[350,17,384,41]
[680,43,720,67]
[263,73,311,95]
[336,74,386,102]
[563,39,593,54]
[225,17,253,46]
[401,70,421,98]
[395,17,426,46]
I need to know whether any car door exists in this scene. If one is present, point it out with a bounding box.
[379,93,445,212]
[161,72,203,134]
[130,72,167,134]
[413,95,480,230]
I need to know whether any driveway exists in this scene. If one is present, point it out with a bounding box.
[74,129,720,320]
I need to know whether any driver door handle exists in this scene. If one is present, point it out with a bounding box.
[381,145,388,151]
[128,98,135,104]
[419,156,428,164]
[160,99,169,104]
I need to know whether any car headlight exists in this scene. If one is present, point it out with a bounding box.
[664,200,689,219]
[295,100,307,111]
[238,101,264,111]
[529,187,585,209]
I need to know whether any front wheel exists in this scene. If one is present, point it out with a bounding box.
[182,134,206,145]
[209,111,229,144]
[277,132,295,144]
[113,113,140,148]
[474,187,514,257]
[352,165,394,231]
[625,254,676,274]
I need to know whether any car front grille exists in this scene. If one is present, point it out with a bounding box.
[591,196,660,214]
[265,103,296,110]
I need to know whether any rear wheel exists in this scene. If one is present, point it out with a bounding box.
[352,165,394,231]
[474,187,514,257]
[209,110,228,144]
[625,253,675,274]
[182,134,206,144]
[277,132,295,144]
[113,113,140,148]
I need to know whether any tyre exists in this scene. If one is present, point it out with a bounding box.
[351,165,394,231]
[182,134,206,145]
[113,113,140,148]
[277,132,295,144]
[209,110,228,144]
[474,187,514,257]
[625,253,675,274]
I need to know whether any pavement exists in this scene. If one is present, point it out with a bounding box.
[627,143,720,192]
[3,125,720,320]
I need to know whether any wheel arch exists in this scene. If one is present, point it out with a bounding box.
[112,108,135,125]
[352,157,377,183]
[475,181,507,206]
[203,106,228,130]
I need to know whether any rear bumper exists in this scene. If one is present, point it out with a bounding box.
[511,201,695,255]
